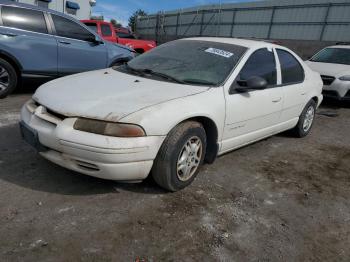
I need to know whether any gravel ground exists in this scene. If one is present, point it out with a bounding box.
[0,93,349,262]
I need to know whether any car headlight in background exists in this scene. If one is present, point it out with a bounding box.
[73,118,146,137]
[339,75,350,81]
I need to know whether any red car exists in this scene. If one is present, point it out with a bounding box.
[81,20,156,54]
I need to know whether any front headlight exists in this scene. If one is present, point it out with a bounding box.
[339,75,350,81]
[73,118,146,137]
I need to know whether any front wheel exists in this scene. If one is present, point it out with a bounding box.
[152,121,207,192]
[292,100,317,138]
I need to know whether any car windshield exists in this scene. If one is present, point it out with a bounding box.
[117,40,247,86]
[310,48,350,65]
[84,23,98,33]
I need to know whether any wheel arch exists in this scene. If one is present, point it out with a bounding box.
[0,50,22,76]
[177,116,219,164]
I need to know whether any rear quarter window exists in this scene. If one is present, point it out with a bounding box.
[277,49,305,85]
[2,6,48,34]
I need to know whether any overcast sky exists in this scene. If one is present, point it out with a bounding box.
[92,0,261,26]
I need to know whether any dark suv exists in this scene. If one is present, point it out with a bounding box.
[0,1,134,98]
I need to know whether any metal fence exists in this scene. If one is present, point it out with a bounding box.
[135,0,350,43]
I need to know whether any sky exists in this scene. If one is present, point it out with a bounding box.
[92,0,260,26]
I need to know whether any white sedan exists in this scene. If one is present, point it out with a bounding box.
[20,38,323,191]
[306,44,350,101]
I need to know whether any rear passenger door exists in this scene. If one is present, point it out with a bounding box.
[276,49,307,122]
[0,6,57,76]
[50,14,107,75]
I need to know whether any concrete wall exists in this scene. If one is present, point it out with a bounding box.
[13,0,93,20]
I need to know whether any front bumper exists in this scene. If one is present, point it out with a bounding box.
[322,79,350,100]
[20,101,165,181]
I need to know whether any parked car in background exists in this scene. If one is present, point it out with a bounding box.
[306,45,350,101]
[82,20,156,54]
[20,38,322,191]
[0,1,134,98]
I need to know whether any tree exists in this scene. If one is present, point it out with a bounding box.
[129,9,147,32]
[110,19,122,28]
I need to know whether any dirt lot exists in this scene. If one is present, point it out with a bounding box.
[0,92,349,262]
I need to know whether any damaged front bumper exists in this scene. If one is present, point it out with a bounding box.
[20,100,165,181]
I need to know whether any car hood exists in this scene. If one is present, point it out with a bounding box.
[33,68,209,122]
[305,61,350,77]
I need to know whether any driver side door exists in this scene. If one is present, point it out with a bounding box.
[221,48,283,153]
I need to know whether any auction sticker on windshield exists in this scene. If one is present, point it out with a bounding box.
[205,48,234,58]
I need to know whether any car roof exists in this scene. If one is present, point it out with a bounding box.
[181,37,282,49]
[328,45,350,49]
[81,20,111,25]
[0,0,76,20]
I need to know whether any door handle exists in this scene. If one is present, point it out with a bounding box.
[0,32,17,37]
[272,97,282,103]
[59,40,71,45]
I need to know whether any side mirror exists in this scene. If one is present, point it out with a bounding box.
[234,76,268,93]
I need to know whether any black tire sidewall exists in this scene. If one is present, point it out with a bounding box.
[0,58,17,98]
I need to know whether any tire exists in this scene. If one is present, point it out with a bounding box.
[292,100,317,138]
[0,58,18,99]
[152,121,207,192]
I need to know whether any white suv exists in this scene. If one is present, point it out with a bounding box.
[306,45,350,101]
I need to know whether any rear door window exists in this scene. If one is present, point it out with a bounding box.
[101,24,112,36]
[2,6,48,34]
[238,48,277,87]
[277,49,305,84]
[51,14,95,42]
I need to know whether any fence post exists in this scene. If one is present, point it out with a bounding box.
[267,6,276,39]
[230,9,236,37]
[199,10,205,36]
[320,3,331,41]
[155,12,161,43]
[175,12,180,38]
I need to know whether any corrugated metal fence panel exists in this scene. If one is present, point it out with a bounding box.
[136,0,350,42]
[270,25,323,40]
[273,7,327,22]
[327,5,350,21]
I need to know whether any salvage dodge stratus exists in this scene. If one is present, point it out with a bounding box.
[20,38,323,191]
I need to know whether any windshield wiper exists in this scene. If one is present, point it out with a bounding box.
[181,79,217,86]
[141,68,185,84]
[124,64,185,84]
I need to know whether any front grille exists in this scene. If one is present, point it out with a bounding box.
[345,90,350,98]
[321,75,335,86]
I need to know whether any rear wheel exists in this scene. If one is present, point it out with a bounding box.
[292,100,316,137]
[152,121,207,192]
[0,58,18,99]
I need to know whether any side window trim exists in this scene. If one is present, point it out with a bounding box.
[273,47,282,86]
[275,48,305,87]
[49,13,96,43]
[1,5,49,35]
[0,6,3,26]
